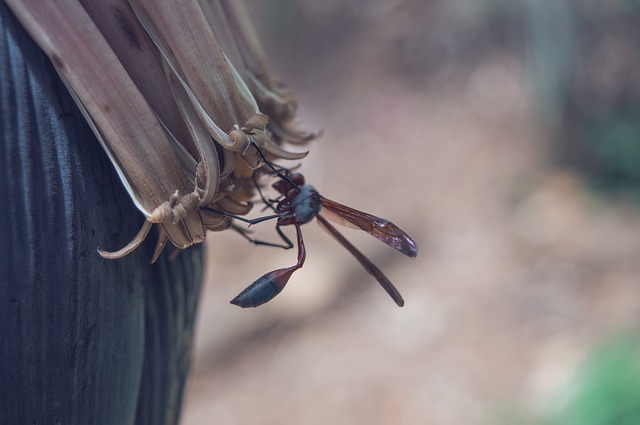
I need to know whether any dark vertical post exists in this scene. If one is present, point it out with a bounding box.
[0,4,203,424]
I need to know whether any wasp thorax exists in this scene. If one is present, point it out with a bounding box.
[291,185,321,224]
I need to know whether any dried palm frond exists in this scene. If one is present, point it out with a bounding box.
[6,0,314,260]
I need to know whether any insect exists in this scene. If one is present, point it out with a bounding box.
[212,148,418,308]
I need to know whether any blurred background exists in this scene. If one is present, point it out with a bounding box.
[183,1,640,424]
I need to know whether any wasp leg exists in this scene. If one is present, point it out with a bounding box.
[203,207,286,226]
[252,173,278,212]
[231,224,293,250]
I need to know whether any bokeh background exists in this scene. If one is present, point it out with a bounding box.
[182,1,640,424]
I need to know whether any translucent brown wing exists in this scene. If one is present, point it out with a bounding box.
[319,196,418,258]
[316,214,404,307]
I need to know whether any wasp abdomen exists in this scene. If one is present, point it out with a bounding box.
[230,267,295,308]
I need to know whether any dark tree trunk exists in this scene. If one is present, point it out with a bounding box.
[0,4,203,425]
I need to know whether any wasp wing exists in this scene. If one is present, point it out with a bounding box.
[316,214,404,306]
[319,196,418,258]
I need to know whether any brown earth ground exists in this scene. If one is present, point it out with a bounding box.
[182,3,640,424]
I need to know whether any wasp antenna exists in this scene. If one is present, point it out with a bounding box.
[250,141,300,189]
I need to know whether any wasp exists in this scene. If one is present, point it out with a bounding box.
[210,149,418,308]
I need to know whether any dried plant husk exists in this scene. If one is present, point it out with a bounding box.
[199,0,317,145]
[6,0,198,214]
[127,0,308,160]
[6,0,315,259]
